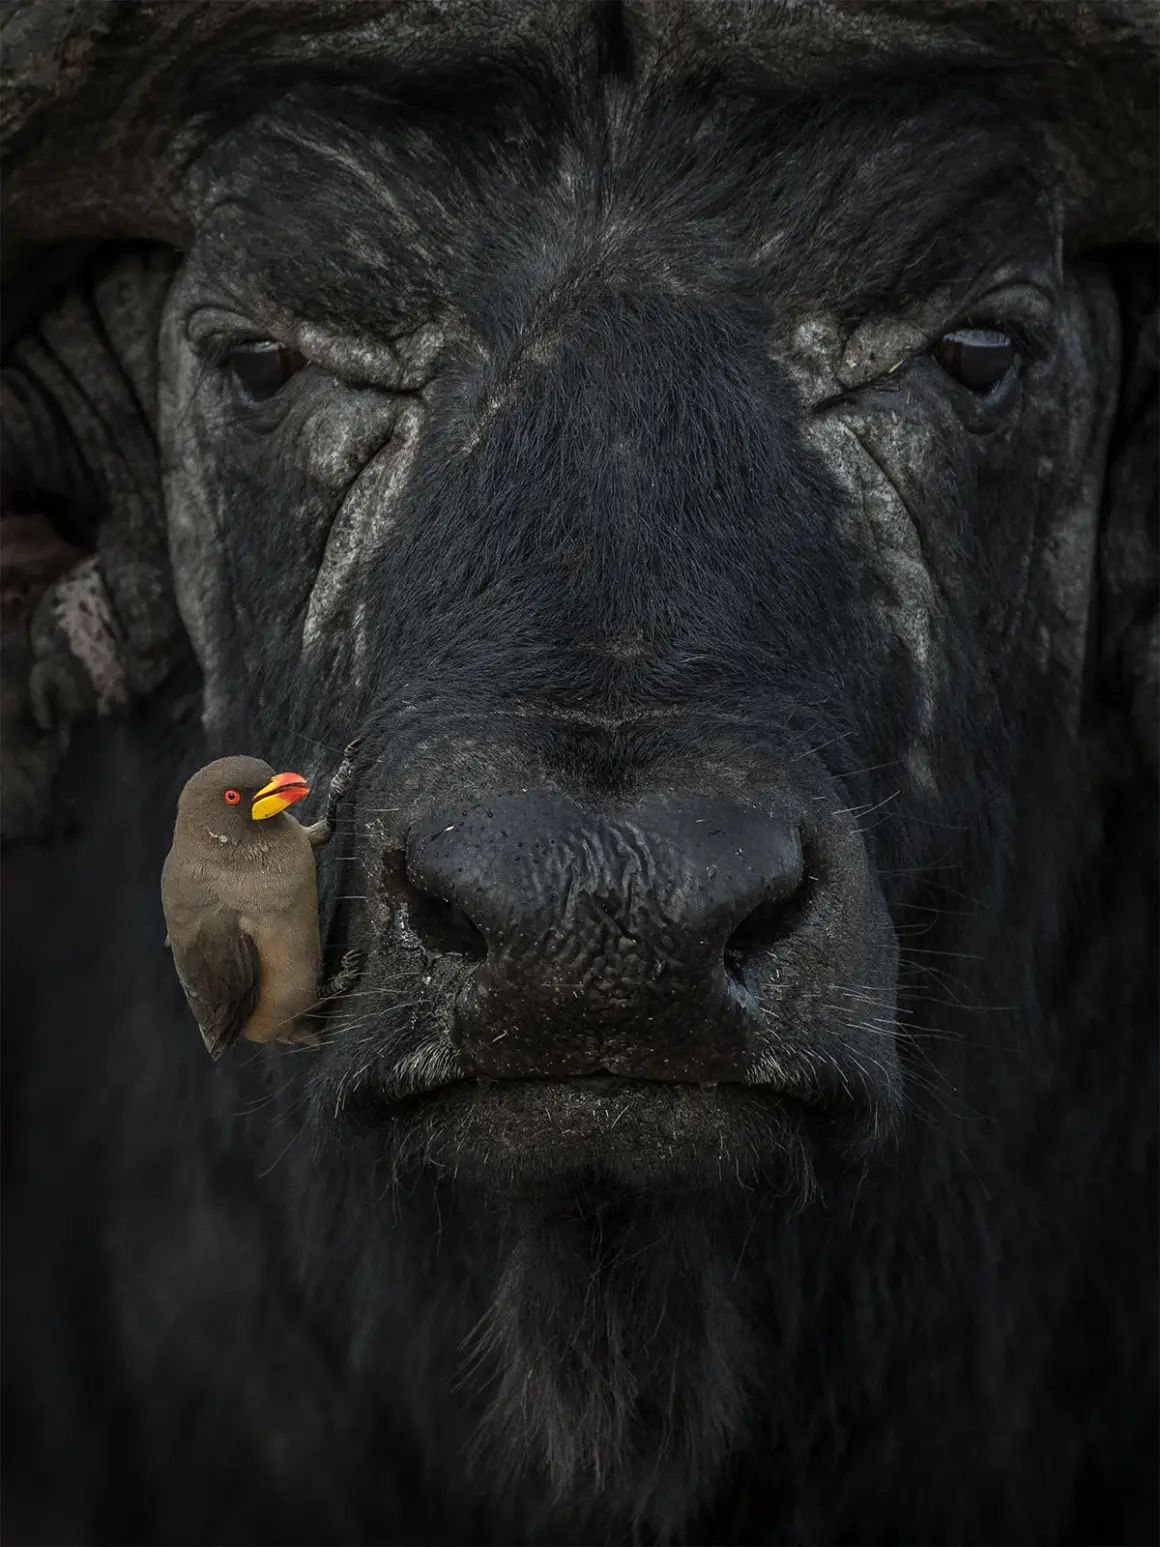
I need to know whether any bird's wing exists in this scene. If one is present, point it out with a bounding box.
[168,914,261,1060]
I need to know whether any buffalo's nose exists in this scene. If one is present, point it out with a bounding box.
[401,792,807,1081]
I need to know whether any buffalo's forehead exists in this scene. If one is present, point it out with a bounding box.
[189,66,1057,345]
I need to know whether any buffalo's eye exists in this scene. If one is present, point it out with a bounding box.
[227,341,308,402]
[931,328,1016,395]
[223,788,241,805]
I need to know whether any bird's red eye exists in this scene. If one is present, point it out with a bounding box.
[223,789,241,805]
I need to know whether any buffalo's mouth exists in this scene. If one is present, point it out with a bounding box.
[312,966,900,1194]
[327,1072,846,1196]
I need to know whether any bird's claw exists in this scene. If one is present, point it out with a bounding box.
[321,947,364,1001]
[308,738,363,847]
[326,737,362,800]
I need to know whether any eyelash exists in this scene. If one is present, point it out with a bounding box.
[955,315,1042,363]
[191,335,242,400]
[197,334,243,371]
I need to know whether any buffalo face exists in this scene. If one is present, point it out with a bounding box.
[159,70,1117,1192]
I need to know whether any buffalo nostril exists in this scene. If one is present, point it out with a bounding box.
[724,881,813,983]
[383,851,489,960]
[406,888,489,959]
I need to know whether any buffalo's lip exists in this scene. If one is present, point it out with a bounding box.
[329,1074,844,1195]
[340,1071,732,1117]
[332,1065,826,1125]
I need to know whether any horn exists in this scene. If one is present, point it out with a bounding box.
[2,1,1155,274]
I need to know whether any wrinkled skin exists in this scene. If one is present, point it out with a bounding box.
[2,24,1156,1547]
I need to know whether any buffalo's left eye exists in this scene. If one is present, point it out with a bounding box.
[227,341,308,403]
[932,328,1016,395]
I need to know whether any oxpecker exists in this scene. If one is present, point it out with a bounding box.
[161,744,360,1058]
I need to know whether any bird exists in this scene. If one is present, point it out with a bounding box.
[161,745,360,1059]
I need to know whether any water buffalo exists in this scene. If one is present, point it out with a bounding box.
[2,3,1156,1543]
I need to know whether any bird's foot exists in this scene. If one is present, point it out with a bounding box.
[328,737,363,799]
[308,738,364,847]
[321,947,364,1001]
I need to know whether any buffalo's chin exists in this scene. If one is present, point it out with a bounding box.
[333,1075,885,1197]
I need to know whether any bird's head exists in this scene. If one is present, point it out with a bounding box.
[175,755,311,838]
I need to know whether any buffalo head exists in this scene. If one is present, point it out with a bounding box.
[1,4,1155,1542]
[133,57,1142,1195]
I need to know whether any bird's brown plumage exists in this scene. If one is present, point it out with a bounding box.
[161,755,324,1057]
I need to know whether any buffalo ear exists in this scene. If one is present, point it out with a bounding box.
[1,244,193,840]
[1094,252,1158,786]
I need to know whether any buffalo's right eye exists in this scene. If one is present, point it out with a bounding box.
[931,328,1017,396]
[227,341,308,403]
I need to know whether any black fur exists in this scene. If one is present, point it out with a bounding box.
[3,19,1156,1547]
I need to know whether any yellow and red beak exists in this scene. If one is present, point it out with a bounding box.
[251,771,310,821]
